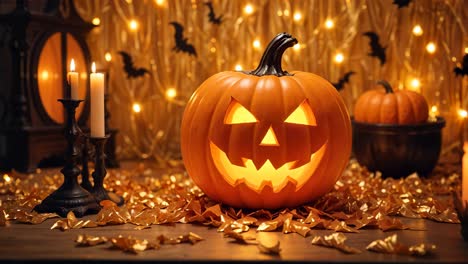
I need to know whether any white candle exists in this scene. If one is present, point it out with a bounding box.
[463,142,468,203]
[68,59,79,100]
[90,62,105,138]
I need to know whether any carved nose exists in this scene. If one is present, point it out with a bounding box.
[260,126,279,146]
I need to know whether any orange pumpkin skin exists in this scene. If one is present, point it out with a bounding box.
[354,80,429,124]
[180,33,352,209]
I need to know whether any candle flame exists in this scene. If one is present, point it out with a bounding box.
[70,59,76,72]
[92,62,96,73]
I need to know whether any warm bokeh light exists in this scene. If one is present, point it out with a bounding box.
[244,4,254,15]
[166,88,177,99]
[283,9,290,16]
[155,0,165,7]
[92,17,101,26]
[334,53,344,64]
[41,70,49,80]
[105,52,112,62]
[426,42,436,54]
[132,103,142,113]
[277,10,283,17]
[293,12,302,22]
[324,19,334,29]
[410,78,421,89]
[129,19,139,31]
[252,39,261,49]
[459,109,468,119]
[464,47,468,54]
[412,25,423,36]
[431,105,438,113]
[293,43,301,51]
[92,62,97,73]
[235,64,243,71]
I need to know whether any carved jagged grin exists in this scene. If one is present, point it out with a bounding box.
[209,141,327,193]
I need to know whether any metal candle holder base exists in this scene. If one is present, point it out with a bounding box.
[87,135,124,206]
[33,99,100,218]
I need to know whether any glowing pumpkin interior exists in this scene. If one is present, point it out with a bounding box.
[210,98,327,193]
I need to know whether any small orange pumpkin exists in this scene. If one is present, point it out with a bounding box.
[180,33,352,209]
[354,80,429,124]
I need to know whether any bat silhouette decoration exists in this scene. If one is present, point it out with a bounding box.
[393,0,412,9]
[363,31,387,65]
[169,21,197,57]
[118,51,150,79]
[204,2,223,25]
[454,54,468,77]
[332,71,355,91]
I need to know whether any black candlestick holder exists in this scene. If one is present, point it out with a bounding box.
[89,135,124,206]
[80,136,93,191]
[34,99,100,217]
[453,191,468,241]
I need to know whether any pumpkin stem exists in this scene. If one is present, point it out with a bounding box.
[249,32,298,77]
[377,80,394,94]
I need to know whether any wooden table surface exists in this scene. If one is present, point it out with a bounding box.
[1,161,467,263]
[0,206,467,262]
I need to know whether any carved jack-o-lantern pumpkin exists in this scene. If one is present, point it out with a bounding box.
[181,33,352,209]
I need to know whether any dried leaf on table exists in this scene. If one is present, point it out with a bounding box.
[224,230,257,244]
[178,232,204,244]
[311,233,362,254]
[257,239,281,255]
[282,214,311,237]
[15,211,59,225]
[257,220,280,232]
[51,211,97,231]
[366,234,436,256]
[326,220,359,233]
[110,236,157,254]
[377,217,408,231]
[75,234,108,246]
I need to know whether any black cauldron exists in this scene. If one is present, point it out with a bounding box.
[352,117,445,178]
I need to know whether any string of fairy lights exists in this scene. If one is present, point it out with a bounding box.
[74,0,467,162]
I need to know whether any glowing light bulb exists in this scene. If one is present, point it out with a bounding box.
[155,0,165,6]
[244,4,254,15]
[431,105,438,113]
[166,88,177,99]
[252,39,261,49]
[235,64,243,71]
[324,19,334,29]
[129,19,139,31]
[412,25,423,36]
[426,42,436,54]
[41,70,49,80]
[464,47,468,54]
[132,103,141,113]
[293,12,302,22]
[91,62,96,73]
[105,52,112,62]
[334,53,344,64]
[92,17,101,26]
[410,78,421,89]
[459,109,468,119]
[293,43,301,51]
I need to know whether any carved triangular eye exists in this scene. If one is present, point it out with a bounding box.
[284,100,317,126]
[224,98,258,124]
